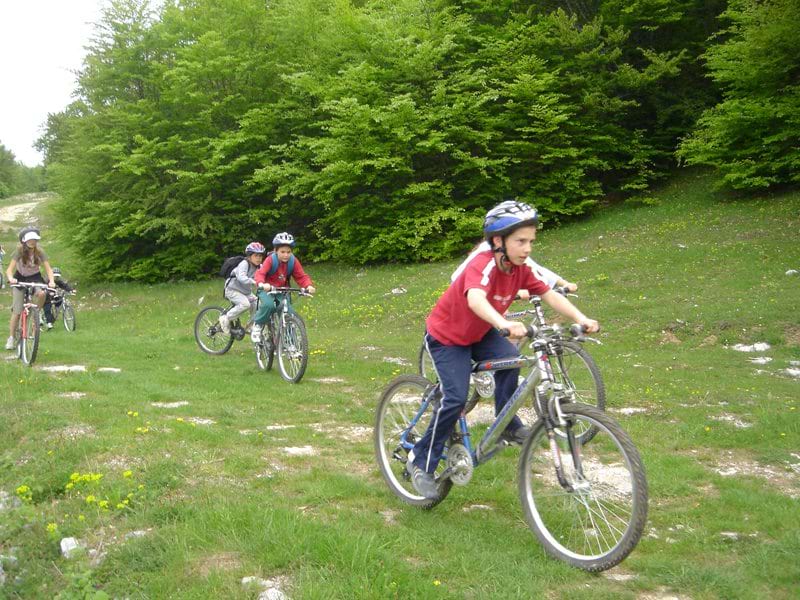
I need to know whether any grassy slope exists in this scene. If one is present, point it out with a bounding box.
[0,172,798,599]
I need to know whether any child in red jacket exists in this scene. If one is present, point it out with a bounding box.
[251,232,316,343]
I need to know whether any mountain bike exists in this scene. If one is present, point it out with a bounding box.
[11,282,50,365]
[48,288,77,331]
[418,287,605,443]
[194,302,254,355]
[376,324,648,572]
[253,287,311,383]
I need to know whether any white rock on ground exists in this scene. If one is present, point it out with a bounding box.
[282,446,316,456]
[748,357,772,364]
[786,269,798,276]
[40,365,87,373]
[97,367,122,373]
[60,537,82,558]
[731,342,771,352]
[151,401,189,408]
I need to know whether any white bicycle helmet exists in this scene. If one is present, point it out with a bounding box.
[245,241,266,255]
[272,232,295,248]
[483,200,539,241]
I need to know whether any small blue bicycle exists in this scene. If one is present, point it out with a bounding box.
[374,324,648,572]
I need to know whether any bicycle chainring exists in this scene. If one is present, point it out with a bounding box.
[446,443,473,486]
[473,372,495,398]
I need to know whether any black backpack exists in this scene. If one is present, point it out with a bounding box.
[219,255,246,279]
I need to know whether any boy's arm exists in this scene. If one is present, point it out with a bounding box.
[466,289,527,338]
[254,261,267,286]
[540,290,598,332]
[291,260,314,290]
[234,261,255,286]
[6,257,16,282]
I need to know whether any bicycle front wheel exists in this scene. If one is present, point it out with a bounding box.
[21,308,41,366]
[277,313,308,383]
[255,336,274,371]
[551,341,605,443]
[518,403,648,572]
[63,303,76,332]
[374,375,452,509]
[194,306,234,355]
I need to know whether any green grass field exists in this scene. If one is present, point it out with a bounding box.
[1,172,798,599]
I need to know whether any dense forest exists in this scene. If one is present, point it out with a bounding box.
[0,144,45,198]
[36,0,800,281]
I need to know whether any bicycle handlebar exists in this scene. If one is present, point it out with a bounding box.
[263,286,313,297]
[10,282,50,289]
[498,322,600,340]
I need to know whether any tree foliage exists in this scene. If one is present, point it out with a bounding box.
[678,0,800,190]
[39,0,742,280]
[0,144,45,199]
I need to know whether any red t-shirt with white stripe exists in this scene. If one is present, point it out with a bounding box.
[426,250,549,346]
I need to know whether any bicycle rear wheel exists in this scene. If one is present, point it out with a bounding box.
[63,302,76,331]
[20,308,41,366]
[374,375,452,508]
[551,341,605,443]
[277,313,308,383]
[518,403,647,572]
[194,306,234,355]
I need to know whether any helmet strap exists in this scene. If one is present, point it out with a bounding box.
[490,237,513,272]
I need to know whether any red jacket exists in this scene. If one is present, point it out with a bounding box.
[254,254,314,289]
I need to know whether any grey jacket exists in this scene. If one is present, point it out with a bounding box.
[226,259,257,295]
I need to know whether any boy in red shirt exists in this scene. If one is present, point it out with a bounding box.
[409,200,599,499]
[251,232,316,343]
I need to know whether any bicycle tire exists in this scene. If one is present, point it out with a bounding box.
[550,341,605,444]
[21,307,41,366]
[193,306,234,355]
[255,335,274,371]
[518,403,648,572]
[63,303,76,332]
[277,313,308,383]
[418,341,481,413]
[374,374,453,508]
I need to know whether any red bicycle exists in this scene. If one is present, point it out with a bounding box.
[11,282,49,365]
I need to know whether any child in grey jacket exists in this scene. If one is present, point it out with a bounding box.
[219,242,266,334]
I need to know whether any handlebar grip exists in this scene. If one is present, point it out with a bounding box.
[499,328,510,337]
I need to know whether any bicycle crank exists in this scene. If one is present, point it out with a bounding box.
[446,443,474,486]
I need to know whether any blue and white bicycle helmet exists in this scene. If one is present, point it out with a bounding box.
[483,200,539,241]
[245,241,266,256]
[272,232,295,248]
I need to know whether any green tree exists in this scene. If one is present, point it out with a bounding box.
[678,0,800,190]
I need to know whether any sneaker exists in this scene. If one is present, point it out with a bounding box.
[409,463,439,499]
[218,314,230,334]
[500,425,532,446]
[251,324,262,344]
[5,336,15,351]
[46,322,54,330]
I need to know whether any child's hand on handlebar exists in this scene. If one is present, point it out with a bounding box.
[500,320,528,339]
[259,283,273,292]
[306,286,316,295]
[578,318,600,333]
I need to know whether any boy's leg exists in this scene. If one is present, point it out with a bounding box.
[411,334,472,474]
[43,296,55,325]
[252,290,277,325]
[472,329,526,434]
[225,290,251,321]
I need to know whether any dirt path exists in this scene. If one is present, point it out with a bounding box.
[0,192,51,229]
